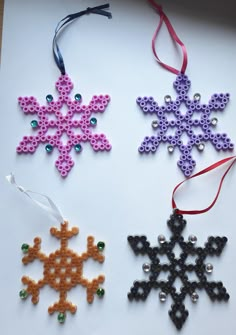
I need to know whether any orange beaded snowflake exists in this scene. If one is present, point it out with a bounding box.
[19,221,105,323]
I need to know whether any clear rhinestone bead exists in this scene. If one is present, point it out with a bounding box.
[211,117,218,126]
[194,93,201,101]
[159,291,167,302]
[188,235,197,244]
[205,263,213,274]
[191,292,199,303]
[197,143,205,151]
[164,95,172,103]
[142,263,151,273]
[167,145,174,153]
[151,120,159,129]
[158,235,166,244]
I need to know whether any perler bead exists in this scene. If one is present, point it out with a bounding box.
[19,221,105,323]
[127,211,229,330]
[137,74,234,176]
[17,75,111,177]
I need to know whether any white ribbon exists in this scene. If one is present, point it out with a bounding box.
[6,173,64,224]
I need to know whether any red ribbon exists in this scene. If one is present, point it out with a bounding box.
[149,0,188,75]
[172,156,236,215]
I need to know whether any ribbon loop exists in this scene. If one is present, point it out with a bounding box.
[6,173,64,224]
[172,156,236,215]
[53,3,112,75]
[148,0,188,75]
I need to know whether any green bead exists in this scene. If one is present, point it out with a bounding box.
[97,241,105,251]
[74,94,82,101]
[58,312,66,324]
[74,144,82,152]
[45,144,53,153]
[96,288,105,298]
[46,94,53,103]
[19,289,28,300]
[90,117,97,126]
[30,120,38,129]
[21,243,29,253]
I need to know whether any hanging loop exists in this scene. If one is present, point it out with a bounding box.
[172,156,236,215]
[53,3,112,75]
[148,0,188,75]
[6,173,64,224]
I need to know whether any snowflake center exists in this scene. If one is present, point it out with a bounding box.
[173,277,183,292]
[179,103,188,116]
[60,133,70,146]
[179,132,190,145]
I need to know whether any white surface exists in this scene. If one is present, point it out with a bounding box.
[0,0,236,334]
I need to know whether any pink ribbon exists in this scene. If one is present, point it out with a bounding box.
[149,0,188,75]
[172,156,236,215]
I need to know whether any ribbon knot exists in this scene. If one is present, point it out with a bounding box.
[18,186,25,193]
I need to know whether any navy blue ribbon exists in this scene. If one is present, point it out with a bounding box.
[53,4,112,75]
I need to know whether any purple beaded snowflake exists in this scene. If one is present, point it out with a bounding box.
[17,75,111,177]
[137,74,234,176]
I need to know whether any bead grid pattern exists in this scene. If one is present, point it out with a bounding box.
[17,75,111,177]
[19,221,105,323]
[127,212,229,330]
[137,74,234,176]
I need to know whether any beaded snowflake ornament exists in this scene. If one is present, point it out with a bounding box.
[16,4,112,177]
[20,221,105,324]
[138,0,234,177]
[127,154,236,330]
[138,74,234,177]
[127,211,229,330]
[7,173,106,324]
[17,75,111,177]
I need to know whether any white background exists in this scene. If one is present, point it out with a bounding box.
[0,0,236,334]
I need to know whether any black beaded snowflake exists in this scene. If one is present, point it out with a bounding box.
[127,211,229,330]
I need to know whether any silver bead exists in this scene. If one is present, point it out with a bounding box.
[197,142,205,151]
[211,117,218,126]
[142,263,151,273]
[159,291,167,302]
[193,93,201,101]
[164,95,172,103]
[158,234,166,244]
[188,235,197,244]
[205,263,213,274]
[191,292,199,303]
[151,120,159,129]
[167,145,174,153]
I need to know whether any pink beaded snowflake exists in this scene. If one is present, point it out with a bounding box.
[17,75,111,177]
